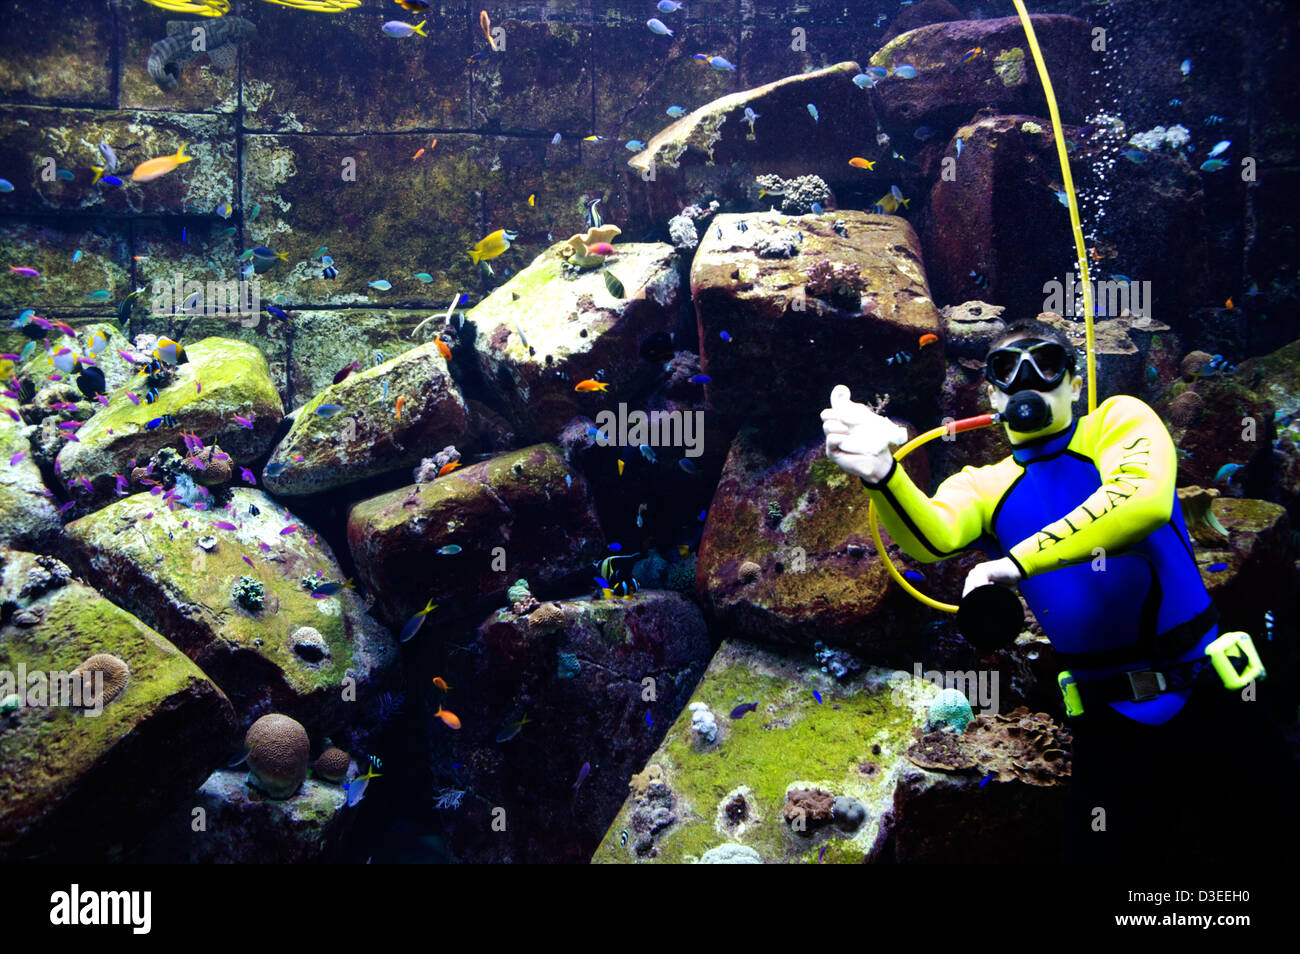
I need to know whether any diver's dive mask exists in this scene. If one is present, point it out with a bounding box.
[985,340,1076,434]
[985,340,1073,393]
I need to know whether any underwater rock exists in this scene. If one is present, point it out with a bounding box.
[0,550,236,862]
[627,62,877,226]
[697,428,938,661]
[244,713,310,800]
[783,787,836,831]
[1159,377,1273,492]
[263,337,470,497]
[691,211,942,442]
[0,3,115,104]
[1188,496,1292,629]
[468,239,680,442]
[697,843,762,864]
[54,337,282,507]
[940,300,1007,359]
[61,488,396,727]
[0,399,60,550]
[439,591,710,864]
[593,640,929,864]
[869,16,1095,129]
[347,443,604,631]
[127,769,351,863]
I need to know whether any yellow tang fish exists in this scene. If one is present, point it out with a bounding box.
[131,144,194,183]
[469,228,518,264]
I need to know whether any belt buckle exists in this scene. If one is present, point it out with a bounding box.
[1125,670,1167,702]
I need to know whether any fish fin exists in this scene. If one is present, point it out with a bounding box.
[414,20,428,37]
[176,143,193,163]
[90,166,104,184]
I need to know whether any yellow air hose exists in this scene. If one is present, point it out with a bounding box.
[866,2,1097,613]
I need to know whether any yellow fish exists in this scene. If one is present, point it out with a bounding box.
[131,144,194,183]
[617,459,625,476]
[528,193,535,207]
[469,228,518,264]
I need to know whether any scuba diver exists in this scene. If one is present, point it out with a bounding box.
[822,319,1295,863]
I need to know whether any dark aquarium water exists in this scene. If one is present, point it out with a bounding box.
[0,0,1298,888]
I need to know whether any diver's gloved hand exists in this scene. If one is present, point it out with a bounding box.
[962,557,1023,597]
[821,384,907,483]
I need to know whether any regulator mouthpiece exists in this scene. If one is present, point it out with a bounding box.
[1003,391,1052,432]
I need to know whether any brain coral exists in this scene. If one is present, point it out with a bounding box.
[245,713,310,799]
[73,653,130,708]
[312,746,350,784]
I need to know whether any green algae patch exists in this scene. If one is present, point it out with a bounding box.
[592,640,926,864]
[993,47,1026,86]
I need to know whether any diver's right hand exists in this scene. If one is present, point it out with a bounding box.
[821,385,908,483]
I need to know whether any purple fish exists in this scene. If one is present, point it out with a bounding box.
[143,511,153,519]
[150,486,163,495]
[58,500,75,513]
[114,474,128,495]
[58,421,82,430]
[239,467,256,484]
[116,350,137,364]
[193,502,207,510]
[232,414,254,428]
[8,266,39,278]
[213,521,238,531]
[96,394,110,406]
[572,761,591,793]
[0,353,18,361]
[280,525,299,536]
[818,844,828,863]
[51,402,77,411]
[242,555,255,568]
[729,702,759,720]
[61,432,80,442]
[196,381,202,394]
[9,451,26,466]
[258,542,272,552]
[76,476,93,492]
[3,408,19,422]
[126,391,139,405]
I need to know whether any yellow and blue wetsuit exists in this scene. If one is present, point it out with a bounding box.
[861,394,1216,725]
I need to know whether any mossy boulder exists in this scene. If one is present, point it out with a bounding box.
[128,769,351,864]
[592,640,1068,864]
[1186,496,1292,634]
[262,337,470,497]
[438,591,712,863]
[0,397,60,550]
[347,443,605,630]
[0,221,132,318]
[698,428,980,661]
[468,238,681,442]
[0,550,236,862]
[867,16,1095,129]
[61,489,397,728]
[690,211,942,445]
[0,3,114,105]
[54,336,283,505]
[626,62,877,220]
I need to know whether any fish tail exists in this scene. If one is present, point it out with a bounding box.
[468,249,481,264]
[176,143,193,163]
[276,251,288,261]
[91,166,105,184]
[414,19,428,36]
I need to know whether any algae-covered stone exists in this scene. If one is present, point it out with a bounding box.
[593,640,925,865]
[128,769,352,864]
[55,337,283,504]
[697,428,969,660]
[469,239,681,441]
[347,443,604,629]
[0,551,236,862]
[263,337,469,496]
[0,221,131,318]
[0,398,60,550]
[867,16,1094,128]
[0,3,114,105]
[691,211,942,441]
[439,591,712,864]
[627,62,877,225]
[62,489,397,728]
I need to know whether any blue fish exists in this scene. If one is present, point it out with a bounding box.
[1200,159,1229,172]
[810,202,823,214]
[954,138,963,157]
[56,169,75,181]
[707,56,737,72]
[812,690,822,705]
[678,458,697,474]
[1121,149,1148,163]
[666,106,686,118]
[1214,463,1243,483]
[697,509,706,521]
[0,179,13,192]
[625,140,646,151]
[1206,562,1228,573]
[638,444,656,464]
[807,103,819,123]
[913,125,935,141]
[645,711,654,728]
[902,569,924,583]
[100,175,123,186]
[719,330,731,342]
[892,64,918,79]
[608,542,622,552]
[852,73,876,89]
[689,374,711,384]
[264,304,290,321]
[730,702,758,719]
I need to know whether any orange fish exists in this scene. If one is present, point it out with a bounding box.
[918,333,939,348]
[435,339,452,359]
[574,379,609,392]
[437,460,461,477]
[429,138,437,151]
[412,147,425,161]
[395,395,407,420]
[480,10,493,48]
[432,676,452,691]
[435,705,462,730]
[1225,298,1234,309]
[131,143,193,183]
[848,157,875,170]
